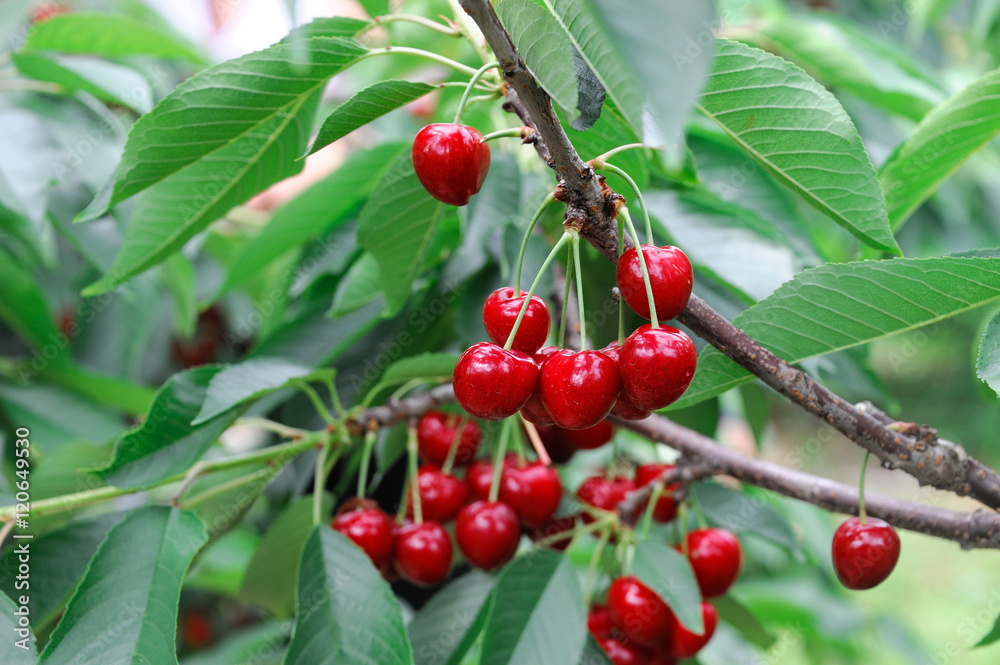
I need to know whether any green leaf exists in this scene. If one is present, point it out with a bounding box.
[563,102,647,201]
[672,256,1000,409]
[711,596,776,650]
[0,590,35,663]
[239,495,333,620]
[22,13,206,63]
[162,253,197,338]
[0,250,62,355]
[631,540,703,633]
[36,362,156,416]
[481,550,587,665]
[284,526,414,665]
[357,152,453,314]
[495,0,578,120]
[692,483,798,550]
[409,572,495,665]
[357,0,389,18]
[282,16,371,42]
[578,636,612,665]
[331,252,383,317]
[881,68,1000,231]
[977,309,1000,397]
[380,352,460,385]
[13,53,153,114]
[976,612,1000,647]
[193,357,330,425]
[308,80,435,156]
[97,366,240,489]
[39,507,208,665]
[698,40,899,254]
[220,142,406,296]
[0,384,124,450]
[180,621,288,665]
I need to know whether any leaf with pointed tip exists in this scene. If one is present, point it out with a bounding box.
[976,613,1000,648]
[194,358,333,424]
[13,53,153,113]
[698,40,899,254]
[977,310,1000,397]
[22,13,206,63]
[631,540,703,633]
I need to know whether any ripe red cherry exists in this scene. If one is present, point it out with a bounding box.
[577,475,636,521]
[416,411,481,467]
[483,288,551,355]
[685,528,742,597]
[466,458,498,501]
[529,514,578,551]
[831,517,900,590]
[600,342,652,420]
[597,635,649,665]
[521,347,561,426]
[409,464,470,523]
[393,521,453,586]
[619,325,696,411]
[588,604,614,639]
[616,245,693,321]
[412,123,490,206]
[607,576,674,647]
[539,349,620,430]
[561,420,615,450]
[670,601,718,659]
[453,342,538,420]
[635,464,679,523]
[331,501,395,570]
[498,460,562,528]
[455,500,521,569]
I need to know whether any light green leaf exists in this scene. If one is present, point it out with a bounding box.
[481,550,586,665]
[0,384,124,450]
[0,590,35,663]
[282,16,371,42]
[162,253,197,338]
[357,0,389,17]
[977,309,1000,397]
[37,362,156,416]
[331,252,382,317]
[194,357,331,424]
[409,572,495,665]
[22,13,206,63]
[632,540,703,633]
[698,40,899,254]
[672,256,1000,409]
[0,250,63,355]
[308,80,435,156]
[283,526,414,665]
[13,53,153,113]
[380,352,460,385]
[880,68,1000,231]
[39,507,208,665]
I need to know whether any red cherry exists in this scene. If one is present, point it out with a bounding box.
[577,475,635,522]
[453,342,538,420]
[533,423,576,463]
[181,613,213,648]
[528,514,578,551]
[393,521,453,586]
[561,420,615,450]
[539,349,620,430]
[498,460,562,528]
[331,502,395,571]
[670,601,718,659]
[588,604,614,639]
[521,347,561,426]
[466,458,496,501]
[646,644,677,665]
[607,576,674,647]
[483,288,551,355]
[685,528,742,597]
[412,123,490,206]
[616,245,693,321]
[409,464,470,523]
[635,464,679,523]
[455,500,520,569]
[597,635,649,665]
[600,341,652,420]
[831,517,900,590]
[619,325,696,411]
[416,411,481,467]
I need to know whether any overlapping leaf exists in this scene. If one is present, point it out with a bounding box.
[631,540,703,633]
[22,13,206,63]
[977,309,1000,397]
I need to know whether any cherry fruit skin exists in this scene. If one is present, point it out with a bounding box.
[597,635,649,665]
[620,325,696,411]
[831,517,901,590]
[454,342,538,420]
[483,288,551,355]
[393,521,453,586]
[588,604,614,639]
[412,123,490,206]
[607,576,674,647]
[411,464,470,523]
[561,419,615,450]
[455,500,521,569]
[616,245,693,321]
[416,411,481,467]
[685,528,742,598]
[670,601,718,659]
[331,502,395,571]
[540,349,621,430]
[577,475,636,522]
[521,347,561,426]
[466,458,497,502]
[635,463,679,523]
[498,461,563,528]
[601,342,652,420]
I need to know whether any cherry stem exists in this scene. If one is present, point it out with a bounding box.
[584,527,612,608]
[480,127,530,142]
[441,416,469,475]
[678,502,691,557]
[534,514,613,549]
[639,482,665,539]
[455,61,500,124]
[519,415,552,466]
[313,433,332,526]
[488,419,513,503]
[360,46,480,77]
[859,450,871,525]
[687,487,709,529]
[594,161,653,245]
[572,234,588,351]
[366,13,462,36]
[356,429,378,498]
[616,215,625,345]
[406,423,423,523]
[619,208,659,328]
[591,143,648,164]
[294,380,336,424]
[559,241,573,349]
[181,465,282,510]
[504,230,573,351]
[514,192,556,294]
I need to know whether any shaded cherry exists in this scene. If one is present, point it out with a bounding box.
[483,287,551,355]
[533,423,576,464]
[601,341,652,420]
[646,645,677,665]
[597,635,649,665]
[416,411,481,467]
[635,463,679,523]
[455,500,520,569]
[393,521,453,586]
[577,475,636,523]
[331,499,395,571]
[521,346,561,426]
[408,464,470,523]
[831,517,900,590]
[181,613,213,649]
[453,342,538,420]
[607,576,675,647]
[466,458,497,502]
[529,514,578,551]
[615,245,693,321]
[561,420,616,450]
[588,604,614,639]
[670,601,718,659]
[498,460,562,528]
[412,123,490,206]
[619,325,696,411]
[539,349,620,430]
[684,528,742,598]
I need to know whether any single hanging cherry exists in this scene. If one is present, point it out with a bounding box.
[483,287,551,355]
[619,325,696,411]
[832,516,900,590]
[412,123,491,206]
[331,499,395,571]
[616,244,693,321]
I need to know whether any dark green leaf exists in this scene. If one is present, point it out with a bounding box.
[193,357,330,424]
[693,483,798,550]
[570,49,605,132]
[13,53,153,113]
[0,590,35,663]
[977,309,1000,397]
[481,550,586,665]
[0,251,63,355]
[181,621,288,665]
[0,384,124,450]
[37,362,156,417]
[162,253,197,338]
[39,507,208,665]
[976,612,1000,647]
[712,596,776,650]
[308,80,435,156]
[631,539,703,633]
[284,526,413,665]
[409,571,495,665]
[331,252,383,317]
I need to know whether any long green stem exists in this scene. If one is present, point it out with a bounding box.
[534,515,613,549]
[597,161,653,245]
[357,430,378,498]
[236,418,308,439]
[859,450,871,524]
[639,482,665,539]
[365,13,462,36]
[313,435,332,525]
[295,381,336,424]
[455,61,500,124]
[514,193,556,294]
[442,417,469,475]
[488,420,512,503]
[504,231,574,351]
[323,376,346,417]
[619,209,659,328]
[592,143,647,164]
[687,487,709,529]
[480,127,528,142]
[572,235,588,350]
[360,46,480,77]
[182,465,280,509]
[407,424,423,523]
[584,527,612,607]
[617,216,626,344]
[559,244,573,349]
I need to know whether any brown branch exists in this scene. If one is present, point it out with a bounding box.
[346,383,456,435]
[617,458,719,523]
